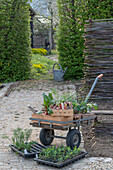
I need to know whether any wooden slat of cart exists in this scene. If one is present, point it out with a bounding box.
[31,113,73,126]
[31,109,73,126]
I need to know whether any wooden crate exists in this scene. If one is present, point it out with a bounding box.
[31,109,73,125]
[51,109,73,117]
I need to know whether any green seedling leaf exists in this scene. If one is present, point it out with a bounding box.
[49,93,53,100]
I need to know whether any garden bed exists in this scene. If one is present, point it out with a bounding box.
[34,151,87,168]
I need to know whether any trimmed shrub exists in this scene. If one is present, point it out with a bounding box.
[57,0,85,80]
[85,0,113,19]
[57,0,113,80]
[0,0,31,82]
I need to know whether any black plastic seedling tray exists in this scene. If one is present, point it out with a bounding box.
[10,142,46,158]
[34,151,87,168]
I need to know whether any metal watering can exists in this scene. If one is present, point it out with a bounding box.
[52,63,67,82]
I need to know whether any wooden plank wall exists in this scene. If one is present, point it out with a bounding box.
[84,19,113,101]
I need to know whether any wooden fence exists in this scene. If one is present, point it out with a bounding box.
[84,19,113,101]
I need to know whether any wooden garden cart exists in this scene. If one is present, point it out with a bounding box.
[29,106,96,149]
[29,74,103,149]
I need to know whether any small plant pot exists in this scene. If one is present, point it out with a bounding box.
[34,151,87,168]
[10,142,46,158]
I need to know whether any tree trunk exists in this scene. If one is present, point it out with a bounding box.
[51,9,54,49]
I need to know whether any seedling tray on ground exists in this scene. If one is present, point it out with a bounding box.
[10,142,46,158]
[34,151,87,168]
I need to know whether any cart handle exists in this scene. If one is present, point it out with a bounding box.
[85,74,103,103]
[98,74,103,79]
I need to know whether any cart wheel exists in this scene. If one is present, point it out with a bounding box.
[39,128,54,146]
[66,129,81,149]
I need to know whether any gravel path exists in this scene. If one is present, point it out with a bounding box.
[0,80,113,170]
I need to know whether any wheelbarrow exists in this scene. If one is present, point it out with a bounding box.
[29,74,103,149]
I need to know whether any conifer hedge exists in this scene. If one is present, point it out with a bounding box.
[0,0,31,82]
[57,0,85,80]
[85,0,113,19]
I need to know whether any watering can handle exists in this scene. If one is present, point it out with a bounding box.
[52,63,63,71]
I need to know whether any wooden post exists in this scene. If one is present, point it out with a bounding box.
[49,28,52,53]
[30,15,34,48]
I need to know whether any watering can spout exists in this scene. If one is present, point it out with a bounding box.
[63,67,67,76]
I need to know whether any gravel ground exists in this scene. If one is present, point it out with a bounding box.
[0,80,113,170]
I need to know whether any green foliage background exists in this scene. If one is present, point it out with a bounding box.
[0,0,31,82]
[57,0,113,80]
[85,0,113,19]
[57,0,85,80]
